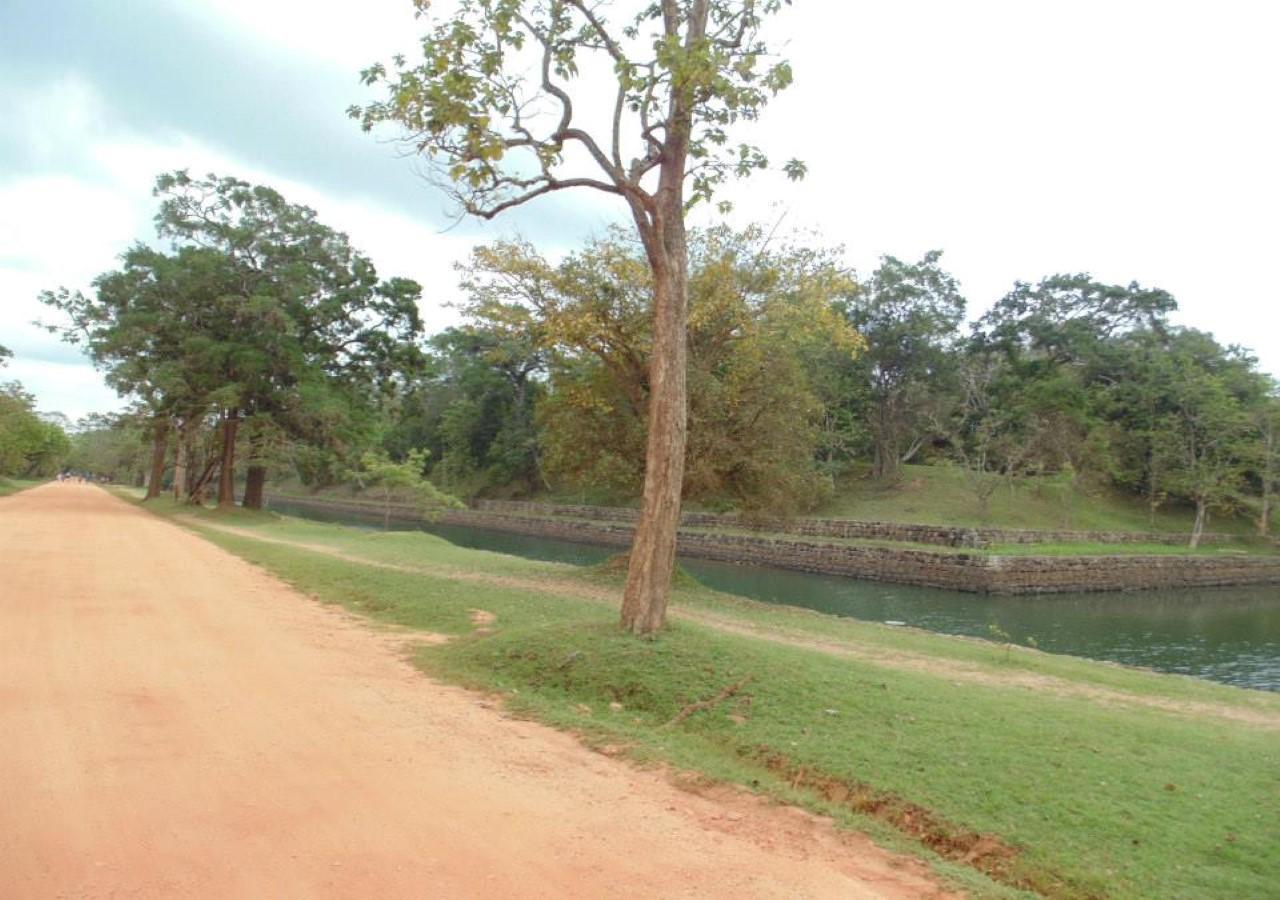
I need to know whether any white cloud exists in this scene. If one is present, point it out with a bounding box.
[1,74,107,161]
[712,0,1280,372]
[181,0,422,70]
[0,75,472,419]
[3,0,1278,431]
[1,357,121,423]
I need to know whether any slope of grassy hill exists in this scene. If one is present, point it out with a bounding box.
[815,464,1268,535]
[0,478,39,498]
[275,462,1275,539]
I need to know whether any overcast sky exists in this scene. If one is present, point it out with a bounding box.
[2,0,1277,421]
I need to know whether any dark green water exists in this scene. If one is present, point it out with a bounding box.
[268,499,1280,692]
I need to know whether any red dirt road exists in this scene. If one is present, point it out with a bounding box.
[0,484,951,898]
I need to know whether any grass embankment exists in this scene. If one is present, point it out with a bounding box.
[0,478,40,498]
[132,493,1280,899]
[818,464,1270,535]
[275,460,1279,544]
[685,525,1278,558]
[266,488,1277,558]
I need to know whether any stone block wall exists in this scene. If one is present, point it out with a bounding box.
[267,494,1280,594]
[470,499,1244,548]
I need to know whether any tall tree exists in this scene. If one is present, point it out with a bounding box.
[42,245,239,501]
[933,352,1034,518]
[355,0,802,633]
[428,327,545,494]
[458,226,857,513]
[0,382,70,478]
[846,251,965,481]
[151,172,426,508]
[976,274,1179,509]
[1257,389,1279,536]
[978,274,1177,366]
[1103,328,1263,545]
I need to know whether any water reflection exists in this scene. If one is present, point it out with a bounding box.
[267,499,1280,692]
[681,558,1280,692]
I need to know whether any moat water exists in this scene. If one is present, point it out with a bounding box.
[267,499,1280,692]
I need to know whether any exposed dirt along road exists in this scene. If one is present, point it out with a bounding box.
[0,483,951,898]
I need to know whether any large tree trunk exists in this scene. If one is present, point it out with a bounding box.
[871,394,898,481]
[144,419,170,501]
[621,202,690,635]
[242,427,267,510]
[1147,453,1161,528]
[243,466,267,510]
[621,247,688,634]
[617,3,709,635]
[187,455,218,505]
[216,413,240,509]
[1189,497,1207,549]
[171,421,189,502]
[1261,425,1275,536]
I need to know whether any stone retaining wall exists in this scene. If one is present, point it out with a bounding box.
[267,494,1280,595]
[470,499,1242,548]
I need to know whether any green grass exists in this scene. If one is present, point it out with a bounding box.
[128,492,1280,899]
[264,487,1277,560]
[0,478,41,497]
[690,525,1277,557]
[817,464,1267,535]
[270,464,1280,545]
[987,541,1277,557]
[504,462,1274,536]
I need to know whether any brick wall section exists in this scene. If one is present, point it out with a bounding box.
[267,494,1280,595]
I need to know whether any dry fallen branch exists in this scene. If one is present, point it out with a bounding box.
[556,650,584,670]
[663,676,754,729]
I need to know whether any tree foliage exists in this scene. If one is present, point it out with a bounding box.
[43,172,427,508]
[845,251,965,481]
[0,382,70,478]
[457,225,859,512]
[352,0,802,217]
[355,0,803,633]
[351,448,464,529]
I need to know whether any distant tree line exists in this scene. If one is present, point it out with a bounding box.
[377,230,1279,545]
[48,174,1279,546]
[0,379,70,480]
[44,171,427,510]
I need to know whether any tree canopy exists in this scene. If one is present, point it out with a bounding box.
[0,382,70,479]
[355,0,804,634]
[43,172,427,509]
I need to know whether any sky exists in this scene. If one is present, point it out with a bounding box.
[1,0,1277,421]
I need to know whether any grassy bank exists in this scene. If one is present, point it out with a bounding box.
[818,465,1270,535]
[469,463,1270,535]
[133,494,1280,898]
[0,478,40,497]
[266,489,1278,559]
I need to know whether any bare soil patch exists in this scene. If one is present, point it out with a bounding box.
[0,483,950,898]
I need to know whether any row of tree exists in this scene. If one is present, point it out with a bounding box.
[0,345,70,480]
[50,180,1280,554]
[389,231,1278,546]
[0,379,70,480]
[40,0,1279,637]
[54,191,1280,552]
[44,172,426,509]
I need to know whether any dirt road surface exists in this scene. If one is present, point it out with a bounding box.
[0,484,951,899]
